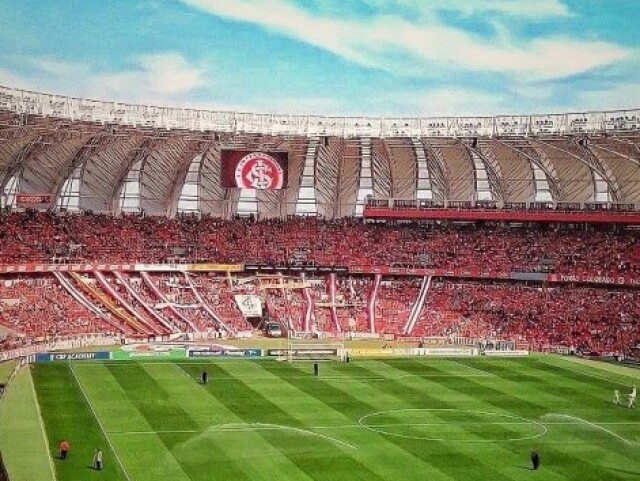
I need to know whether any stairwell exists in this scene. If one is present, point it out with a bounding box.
[403,276,432,334]
[95,272,164,336]
[329,273,342,333]
[368,274,381,333]
[69,272,148,335]
[182,272,234,335]
[139,271,197,332]
[113,272,176,333]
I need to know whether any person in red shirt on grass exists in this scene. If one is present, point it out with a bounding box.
[58,439,70,460]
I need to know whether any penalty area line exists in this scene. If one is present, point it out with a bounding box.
[546,413,632,445]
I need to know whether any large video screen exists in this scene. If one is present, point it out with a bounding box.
[221,150,288,189]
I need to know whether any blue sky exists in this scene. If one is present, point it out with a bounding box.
[0,0,638,116]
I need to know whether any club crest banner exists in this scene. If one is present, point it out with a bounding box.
[234,295,263,317]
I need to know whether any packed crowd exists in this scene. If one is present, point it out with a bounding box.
[1,212,638,278]
[0,275,113,342]
[417,280,640,355]
[0,271,638,356]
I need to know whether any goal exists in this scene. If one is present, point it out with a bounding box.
[286,342,345,362]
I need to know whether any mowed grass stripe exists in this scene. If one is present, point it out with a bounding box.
[106,363,268,481]
[32,363,127,481]
[144,363,319,481]
[186,362,392,481]
[258,360,493,481]
[0,366,55,481]
[213,361,354,427]
[326,359,630,481]
[549,355,640,383]
[123,363,316,481]
[350,360,597,481]
[382,359,636,481]
[322,360,569,481]
[72,363,191,481]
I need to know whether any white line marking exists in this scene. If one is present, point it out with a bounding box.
[448,360,497,377]
[80,363,493,380]
[544,413,632,445]
[548,359,634,388]
[28,366,58,481]
[107,419,640,436]
[112,423,357,450]
[69,363,133,481]
[174,363,195,380]
[358,408,548,443]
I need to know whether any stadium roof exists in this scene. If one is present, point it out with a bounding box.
[2,85,639,138]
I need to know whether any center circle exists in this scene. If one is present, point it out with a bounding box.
[358,408,547,443]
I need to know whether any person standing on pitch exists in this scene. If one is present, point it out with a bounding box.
[201,370,208,385]
[93,448,103,470]
[530,450,540,470]
[58,439,70,460]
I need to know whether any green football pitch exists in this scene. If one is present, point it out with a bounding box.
[2,356,640,481]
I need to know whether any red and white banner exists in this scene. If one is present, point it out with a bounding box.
[221,150,288,189]
[16,193,54,207]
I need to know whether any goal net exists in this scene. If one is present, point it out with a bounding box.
[286,342,345,362]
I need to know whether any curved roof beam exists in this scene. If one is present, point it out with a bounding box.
[492,138,562,202]
[529,138,620,202]
[460,141,504,203]
[589,143,640,168]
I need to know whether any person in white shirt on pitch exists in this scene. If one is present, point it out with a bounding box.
[613,389,621,406]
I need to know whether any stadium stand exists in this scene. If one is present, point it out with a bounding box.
[0,86,639,358]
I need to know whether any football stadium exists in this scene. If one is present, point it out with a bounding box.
[0,1,639,480]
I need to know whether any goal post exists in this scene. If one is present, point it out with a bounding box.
[286,342,346,362]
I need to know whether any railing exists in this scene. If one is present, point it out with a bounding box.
[1,85,639,138]
[0,334,120,361]
[365,198,640,212]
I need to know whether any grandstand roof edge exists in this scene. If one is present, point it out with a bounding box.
[1,84,639,138]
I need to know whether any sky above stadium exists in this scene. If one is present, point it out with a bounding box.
[0,0,638,117]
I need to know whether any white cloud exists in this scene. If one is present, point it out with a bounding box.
[3,52,208,104]
[578,83,640,111]
[415,88,507,117]
[136,53,206,94]
[361,0,571,20]
[181,0,629,81]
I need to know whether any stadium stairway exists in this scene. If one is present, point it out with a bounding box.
[113,272,176,333]
[368,274,381,333]
[95,272,166,336]
[328,273,342,333]
[53,272,114,323]
[403,275,432,334]
[139,272,198,332]
[68,272,149,336]
[301,273,313,332]
[182,272,235,335]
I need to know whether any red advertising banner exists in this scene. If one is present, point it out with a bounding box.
[16,193,54,207]
[221,150,288,189]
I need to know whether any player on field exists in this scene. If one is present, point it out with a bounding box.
[629,385,637,408]
[530,450,540,470]
[613,389,621,406]
[58,439,70,460]
[93,448,103,470]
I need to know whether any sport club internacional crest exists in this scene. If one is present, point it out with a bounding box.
[234,152,285,189]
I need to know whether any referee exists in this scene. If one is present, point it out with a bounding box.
[530,450,540,470]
